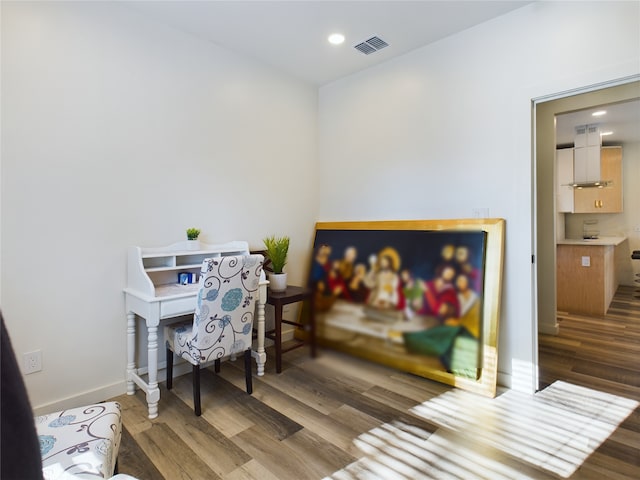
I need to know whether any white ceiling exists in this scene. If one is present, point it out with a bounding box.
[122,1,638,145]
[556,99,640,147]
[124,0,533,86]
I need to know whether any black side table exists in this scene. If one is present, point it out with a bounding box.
[265,285,316,373]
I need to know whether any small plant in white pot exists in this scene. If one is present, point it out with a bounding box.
[263,235,290,292]
[186,228,201,250]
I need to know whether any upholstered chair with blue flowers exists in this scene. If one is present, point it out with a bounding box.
[165,254,264,416]
[36,402,122,479]
[2,312,129,479]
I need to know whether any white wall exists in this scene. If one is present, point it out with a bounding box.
[3,1,638,411]
[1,1,317,410]
[318,1,640,391]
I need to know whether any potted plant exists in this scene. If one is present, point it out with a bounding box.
[186,228,201,250]
[263,235,290,292]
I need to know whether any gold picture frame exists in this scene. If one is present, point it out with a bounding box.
[305,218,505,397]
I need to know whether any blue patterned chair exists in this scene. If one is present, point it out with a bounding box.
[36,402,122,479]
[165,254,264,416]
[2,312,132,479]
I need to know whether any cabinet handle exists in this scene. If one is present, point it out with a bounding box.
[595,200,598,208]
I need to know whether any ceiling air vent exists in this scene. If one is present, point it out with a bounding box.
[354,36,389,55]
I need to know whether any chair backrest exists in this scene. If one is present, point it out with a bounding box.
[191,254,264,363]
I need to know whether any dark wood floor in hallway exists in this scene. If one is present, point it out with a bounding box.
[539,285,640,400]
[112,286,639,479]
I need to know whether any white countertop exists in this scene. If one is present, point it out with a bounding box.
[557,236,627,246]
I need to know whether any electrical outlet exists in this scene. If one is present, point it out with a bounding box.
[23,350,42,374]
[472,208,490,219]
[581,256,590,267]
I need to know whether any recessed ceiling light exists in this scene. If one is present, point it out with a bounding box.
[328,33,345,45]
[600,131,613,136]
[592,110,607,117]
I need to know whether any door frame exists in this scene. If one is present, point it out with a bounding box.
[533,78,640,391]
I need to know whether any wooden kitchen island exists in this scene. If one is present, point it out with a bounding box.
[557,237,626,316]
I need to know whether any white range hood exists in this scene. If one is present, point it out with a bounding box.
[570,124,612,189]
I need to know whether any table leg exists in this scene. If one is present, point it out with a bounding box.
[146,325,160,419]
[253,282,267,376]
[126,312,136,396]
[309,294,317,358]
[275,302,283,373]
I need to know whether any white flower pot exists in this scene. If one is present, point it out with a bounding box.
[186,240,200,251]
[268,272,287,292]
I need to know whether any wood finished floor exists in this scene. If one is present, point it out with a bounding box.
[539,285,640,400]
[112,286,640,479]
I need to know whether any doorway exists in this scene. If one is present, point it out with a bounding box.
[534,80,640,392]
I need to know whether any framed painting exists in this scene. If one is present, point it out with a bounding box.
[303,219,505,397]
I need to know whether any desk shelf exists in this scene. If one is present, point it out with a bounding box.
[144,264,204,273]
[128,240,249,298]
[154,283,200,298]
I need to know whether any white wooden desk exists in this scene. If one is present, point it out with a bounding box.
[124,241,268,419]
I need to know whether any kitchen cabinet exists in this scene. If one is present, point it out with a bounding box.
[556,148,574,213]
[556,236,625,316]
[574,146,623,213]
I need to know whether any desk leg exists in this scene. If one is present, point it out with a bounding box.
[146,325,160,419]
[126,312,136,396]
[253,285,267,376]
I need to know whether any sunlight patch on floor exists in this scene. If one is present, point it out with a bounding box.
[324,381,638,479]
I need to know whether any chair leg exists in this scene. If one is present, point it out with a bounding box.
[193,364,201,416]
[244,349,253,394]
[214,358,221,373]
[166,348,173,390]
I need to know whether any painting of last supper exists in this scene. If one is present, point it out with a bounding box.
[304,219,505,397]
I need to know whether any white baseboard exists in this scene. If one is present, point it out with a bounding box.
[538,322,559,335]
[497,371,511,389]
[32,329,295,415]
[33,380,127,416]
[281,326,295,342]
